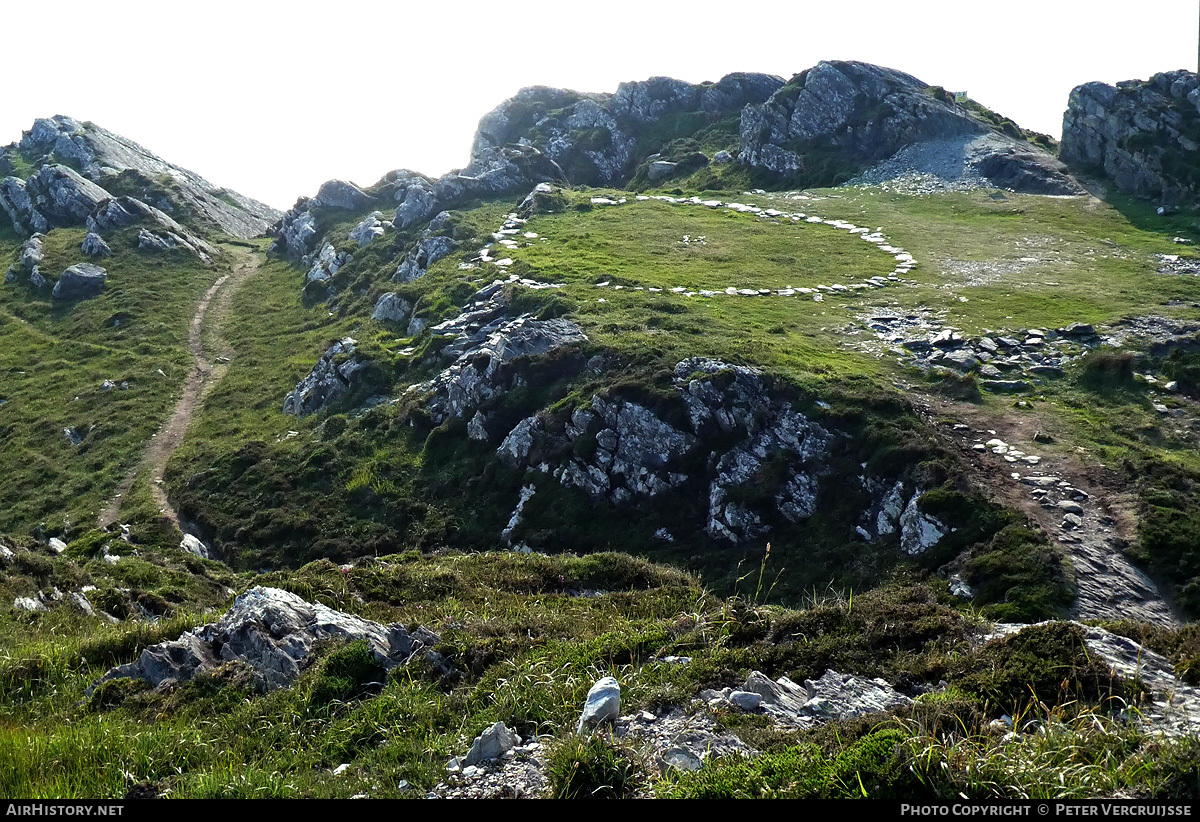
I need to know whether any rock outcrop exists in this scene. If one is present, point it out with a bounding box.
[1,115,279,239]
[282,338,369,416]
[422,313,587,423]
[81,232,111,257]
[24,164,110,226]
[90,586,436,693]
[393,211,455,282]
[1061,70,1200,204]
[304,242,353,286]
[394,145,566,231]
[492,355,951,550]
[5,234,44,285]
[371,292,413,324]
[0,128,223,259]
[349,211,386,247]
[739,61,1077,193]
[51,263,106,300]
[271,148,562,269]
[88,195,214,261]
[496,358,835,542]
[313,179,375,212]
[472,73,782,186]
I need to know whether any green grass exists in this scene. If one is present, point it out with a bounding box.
[0,225,230,536]
[3,547,1190,800]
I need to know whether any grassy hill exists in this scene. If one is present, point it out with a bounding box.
[6,91,1200,798]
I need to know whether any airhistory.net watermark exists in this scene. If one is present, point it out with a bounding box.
[5,806,123,817]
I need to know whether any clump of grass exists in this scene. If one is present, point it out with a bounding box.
[660,728,936,799]
[962,524,1074,621]
[905,709,1153,799]
[546,734,643,799]
[306,640,386,710]
[954,622,1138,717]
[1076,350,1139,395]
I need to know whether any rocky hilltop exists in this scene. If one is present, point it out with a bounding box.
[742,61,1078,193]
[0,115,279,240]
[8,58,1200,800]
[1061,69,1200,204]
[472,72,784,186]
[463,60,1077,194]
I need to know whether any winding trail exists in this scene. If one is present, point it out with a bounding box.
[917,396,1179,627]
[98,249,261,530]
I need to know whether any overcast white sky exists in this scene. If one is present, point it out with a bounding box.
[3,1,1195,209]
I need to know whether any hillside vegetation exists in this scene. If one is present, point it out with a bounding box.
[5,61,1200,799]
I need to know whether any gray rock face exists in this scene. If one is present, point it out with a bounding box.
[6,115,279,239]
[462,722,519,766]
[90,586,436,693]
[898,495,950,555]
[423,314,588,423]
[25,164,110,226]
[18,234,43,270]
[274,204,319,260]
[314,179,375,211]
[471,73,782,186]
[393,181,441,231]
[349,211,386,247]
[394,227,455,283]
[6,234,44,285]
[577,676,621,733]
[282,337,369,416]
[81,232,111,257]
[0,176,48,235]
[52,263,106,300]
[304,242,353,285]
[371,292,412,324]
[497,357,835,544]
[179,534,210,559]
[707,669,911,728]
[391,145,566,233]
[739,61,1077,193]
[1061,70,1200,203]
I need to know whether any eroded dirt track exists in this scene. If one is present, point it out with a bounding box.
[919,396,1179,627]
[98,250,260,530]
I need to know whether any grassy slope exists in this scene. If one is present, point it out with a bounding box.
[2,547,1197,799]
[159,185,1200,592]
[0,224,229,535]
[6,177,1200,797]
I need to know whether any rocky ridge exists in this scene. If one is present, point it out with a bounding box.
[0,116,279,239]
[1061,70,1200,204]
[472,73,783,187]
[741,61,1077,194]
[270,146,565,267]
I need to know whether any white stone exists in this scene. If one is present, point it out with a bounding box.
[462,721,518,767]
[577,676,621,733]
[728,690,762,711]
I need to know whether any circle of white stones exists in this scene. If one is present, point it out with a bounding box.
[471,193,917,302]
